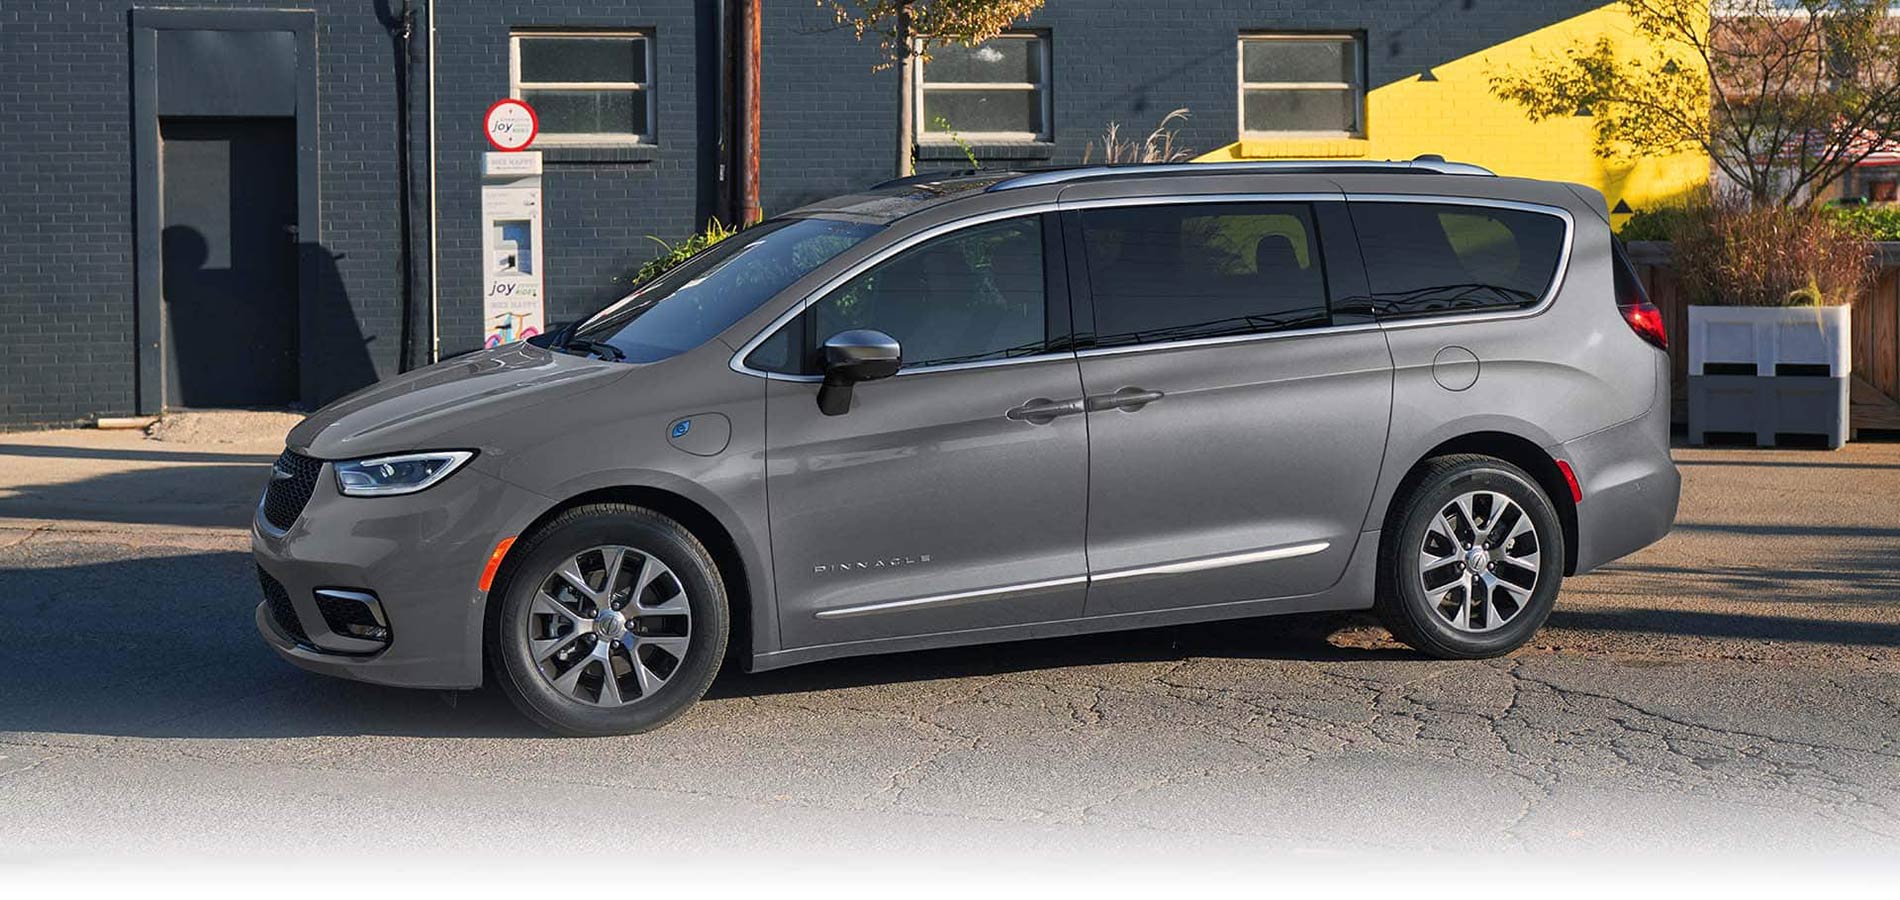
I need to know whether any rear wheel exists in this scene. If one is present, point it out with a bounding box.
[490,504,728,735]
[1376,455,1564,659]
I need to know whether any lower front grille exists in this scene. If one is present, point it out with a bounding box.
[262,450,322,530]
[258,566,309,644]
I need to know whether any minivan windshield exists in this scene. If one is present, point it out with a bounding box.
[568,216,883,363]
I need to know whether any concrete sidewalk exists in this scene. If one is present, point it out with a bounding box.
[0,411,297,533]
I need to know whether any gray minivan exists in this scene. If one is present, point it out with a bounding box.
[254,160,1679,735]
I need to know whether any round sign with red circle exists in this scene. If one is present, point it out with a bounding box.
[484,98,540,151]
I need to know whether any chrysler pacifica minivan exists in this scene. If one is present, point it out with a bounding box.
[253,160,1680,734]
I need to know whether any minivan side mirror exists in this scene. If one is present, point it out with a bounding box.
[817,329,902,416]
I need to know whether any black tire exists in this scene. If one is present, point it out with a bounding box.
[488,503,729,736]
[1375,454,1565,659]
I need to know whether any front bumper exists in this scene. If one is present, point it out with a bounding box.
[252,459,549,690]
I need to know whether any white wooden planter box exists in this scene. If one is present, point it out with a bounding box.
[1687,305,1851,448]
[1688,304,1850,377]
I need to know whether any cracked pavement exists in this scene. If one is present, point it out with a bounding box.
[1,425,1897,865]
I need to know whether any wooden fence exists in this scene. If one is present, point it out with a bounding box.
[1624,241,1900,429]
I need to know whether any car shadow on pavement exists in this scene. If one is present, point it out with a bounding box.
[0,546,1407,741]
[6,544,1896,741]
[704,613,1412,701]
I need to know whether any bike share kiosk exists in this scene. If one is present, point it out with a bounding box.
[481,99,546,347]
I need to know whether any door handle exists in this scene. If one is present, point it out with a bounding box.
[1005,397,1086,425]
[1086,387,1166,413]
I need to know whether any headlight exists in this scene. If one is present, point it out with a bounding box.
[333,451,475,497]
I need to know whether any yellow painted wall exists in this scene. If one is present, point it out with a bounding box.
[1196,3,1709,227]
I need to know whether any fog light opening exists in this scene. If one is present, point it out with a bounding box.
[313,588,392,648]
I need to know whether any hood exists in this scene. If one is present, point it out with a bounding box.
[288,343,633,460]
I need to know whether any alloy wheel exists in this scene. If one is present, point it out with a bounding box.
[526,545,692,706]
[1417,491,1542,633]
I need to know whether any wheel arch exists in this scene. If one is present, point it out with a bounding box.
[1381,430,1580,577]
[485,483,765,673]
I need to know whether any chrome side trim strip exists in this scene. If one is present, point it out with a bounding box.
[1073,322,1384,360]
[815,575,1087,619]
[814,540,1333,619]
[1090,541,1332,583]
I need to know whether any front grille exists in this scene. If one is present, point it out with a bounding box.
[258,566,309,644]
[262,450,322,530]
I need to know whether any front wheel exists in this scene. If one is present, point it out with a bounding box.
[489,504,729,735]
[1376,455,1565,659]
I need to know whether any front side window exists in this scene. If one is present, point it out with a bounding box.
[917,33,1050,142]
[1079,202,1330,347]
[1349,202,1568,319]
[572,217,881,363]
[756,216,1048,374]
[1239,34,1364,137]
[512,32,654,144]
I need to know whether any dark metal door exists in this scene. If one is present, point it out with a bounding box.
[160,118,299,408]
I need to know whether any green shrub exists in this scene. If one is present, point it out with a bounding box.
[1617,205,1689,242]
[1626,199,1900,242]
[1823,203,1900,242]
[632,218,743,287]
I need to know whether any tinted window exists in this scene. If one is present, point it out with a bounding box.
[1078,202,1328,347]
[573,217,881,363]
[1349,202,1566,318]
[807,216,1048,370]
[1612,238,1649,307]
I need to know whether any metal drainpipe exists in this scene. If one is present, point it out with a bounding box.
[426,0,441,363]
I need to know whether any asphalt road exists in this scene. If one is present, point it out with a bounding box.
[1,423,1897,869]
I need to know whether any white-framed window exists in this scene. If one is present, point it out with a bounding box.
[915,32,1051,143]
[510,31,654,145]
[1238,33,1365,138]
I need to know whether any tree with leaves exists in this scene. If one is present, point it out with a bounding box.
[1489,0,1900,209]
[822,0,1045,175]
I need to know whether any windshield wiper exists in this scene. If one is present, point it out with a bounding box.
[561,338,626,361]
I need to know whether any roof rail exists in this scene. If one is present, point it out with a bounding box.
[986,156,1495,192]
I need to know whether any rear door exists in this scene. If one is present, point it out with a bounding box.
[749,212,1092,648]
[1064,194,1394,617]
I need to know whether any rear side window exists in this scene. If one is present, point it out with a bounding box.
[1348,202,1567,319]
[1078,202,1329,347]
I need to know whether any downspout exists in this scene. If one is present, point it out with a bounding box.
[426,0,441,363]
[380,1,419,372]
[712,0,732,227]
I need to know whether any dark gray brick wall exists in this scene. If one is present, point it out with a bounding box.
[0,1,1599,428]
[0,0,408,429]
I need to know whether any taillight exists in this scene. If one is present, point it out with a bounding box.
[1621,301,1668,350]
[1612,239,1668,350]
